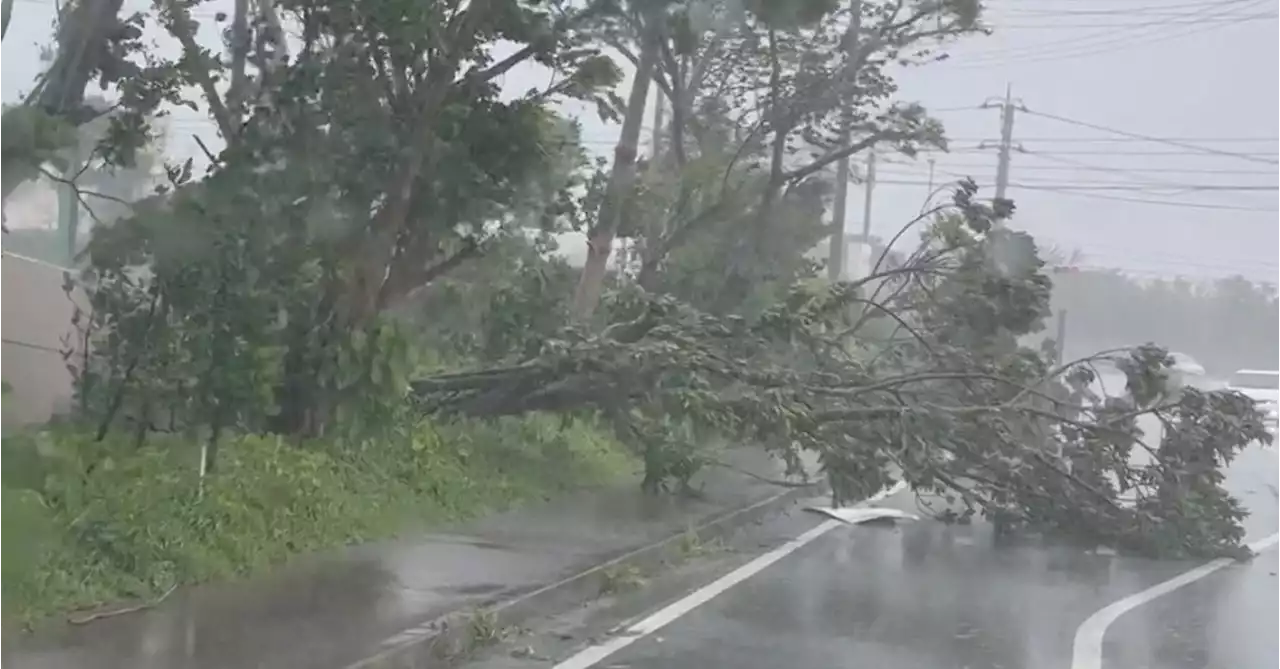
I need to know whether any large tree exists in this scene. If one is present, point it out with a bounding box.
[61,0,621,449]
[568,0,983,320]
[37,0,1269,562]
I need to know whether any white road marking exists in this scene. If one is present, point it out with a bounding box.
[1070,531,1280,669]
[550,481,909,669]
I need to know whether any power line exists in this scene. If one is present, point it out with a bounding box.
[945,136,1279,144]
[879,155,1280,178]
[965,9,1270,67]
[884,101,1279,213]
[1020,108,1280,166]
[877,174,1277,193]
[961,0,1261,53]
[881,155,1276,189]
[925,106,988,113]
[953,148,1278,157]
[922,164,1277,176]
[949,0,1271,67]
[998,1,1260,16]
[1017,150,1278,193]
[876,170,1278,193]
[874,176,1279,212]
[995,12,1276,29]
[986,0,1256,4]
[1002,183,1278,211]
[921,145,1279,158]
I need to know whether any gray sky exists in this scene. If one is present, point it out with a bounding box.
[4,0,1277,283]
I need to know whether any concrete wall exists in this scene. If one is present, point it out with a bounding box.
[2,252,81,430]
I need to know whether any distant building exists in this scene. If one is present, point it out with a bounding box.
[806,234,906,283]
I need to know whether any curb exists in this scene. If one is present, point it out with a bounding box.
[344,482,823,669]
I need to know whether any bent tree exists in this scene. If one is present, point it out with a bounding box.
[34,0,1269,560]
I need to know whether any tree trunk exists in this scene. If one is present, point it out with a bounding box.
[717,27,786,314]
[3,0,125,202]
[570,29,659,322]
[759,28,787,226]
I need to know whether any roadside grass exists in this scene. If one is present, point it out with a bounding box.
[1,413,635,629]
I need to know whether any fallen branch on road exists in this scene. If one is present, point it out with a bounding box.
[67,583,178,626]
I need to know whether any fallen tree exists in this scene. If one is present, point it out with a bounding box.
[28,0,1266,563]
[412,182,1274,559]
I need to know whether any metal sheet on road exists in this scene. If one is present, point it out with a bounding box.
[590,521,1203,669]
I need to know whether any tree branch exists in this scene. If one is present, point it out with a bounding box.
[163,3,237,141]
[782,130,903,183]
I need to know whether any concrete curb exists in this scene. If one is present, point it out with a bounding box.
[345,483,823,669]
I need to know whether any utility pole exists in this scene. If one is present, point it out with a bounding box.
[981,84,1024,202]
[831,138,876,284]
[994,85,1014,201]
[619,93,666,282]
[57,148,86,266]
[628,93,666,280]
[1054,309,1067,366]
[827,0,863,283]
[855,150,875,276]
[651,92,665,164]
[829,146,852,282]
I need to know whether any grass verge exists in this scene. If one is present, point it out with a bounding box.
[1,413,634,629]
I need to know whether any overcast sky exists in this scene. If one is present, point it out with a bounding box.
[4,0,1277,283]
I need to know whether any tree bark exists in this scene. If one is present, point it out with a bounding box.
[759,28,787,224]
[226,0,250,124]
[2,0,125,202]
[570,27,659,323]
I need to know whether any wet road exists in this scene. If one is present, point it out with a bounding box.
[1102,547,1278,669]
[1094,432,1280,669]
[13,376,1275,669]
[6,450,801,669]
[519,413,1278,669]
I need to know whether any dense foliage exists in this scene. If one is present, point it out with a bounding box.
[2,0,1273,627]
[414,185,1273,556]
[2,415,631,624]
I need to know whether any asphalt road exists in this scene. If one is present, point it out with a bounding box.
[5,451,798,669]
[466,436,1278,669]
[1102,548,1278,669]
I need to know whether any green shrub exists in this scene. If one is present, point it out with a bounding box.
[1,414,634,627]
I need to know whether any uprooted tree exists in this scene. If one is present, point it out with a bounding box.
[413,182,1273,559]
[19,0,1270,562]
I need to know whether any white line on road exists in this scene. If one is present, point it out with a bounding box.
[1070,531,1280,669]
[550,481,909,669]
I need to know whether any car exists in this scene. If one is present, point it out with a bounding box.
[1168,351,1207,389]
[1226,369,1279,426]
[1169,351,1206,376]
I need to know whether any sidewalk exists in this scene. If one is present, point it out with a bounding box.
[7,449,814,669]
